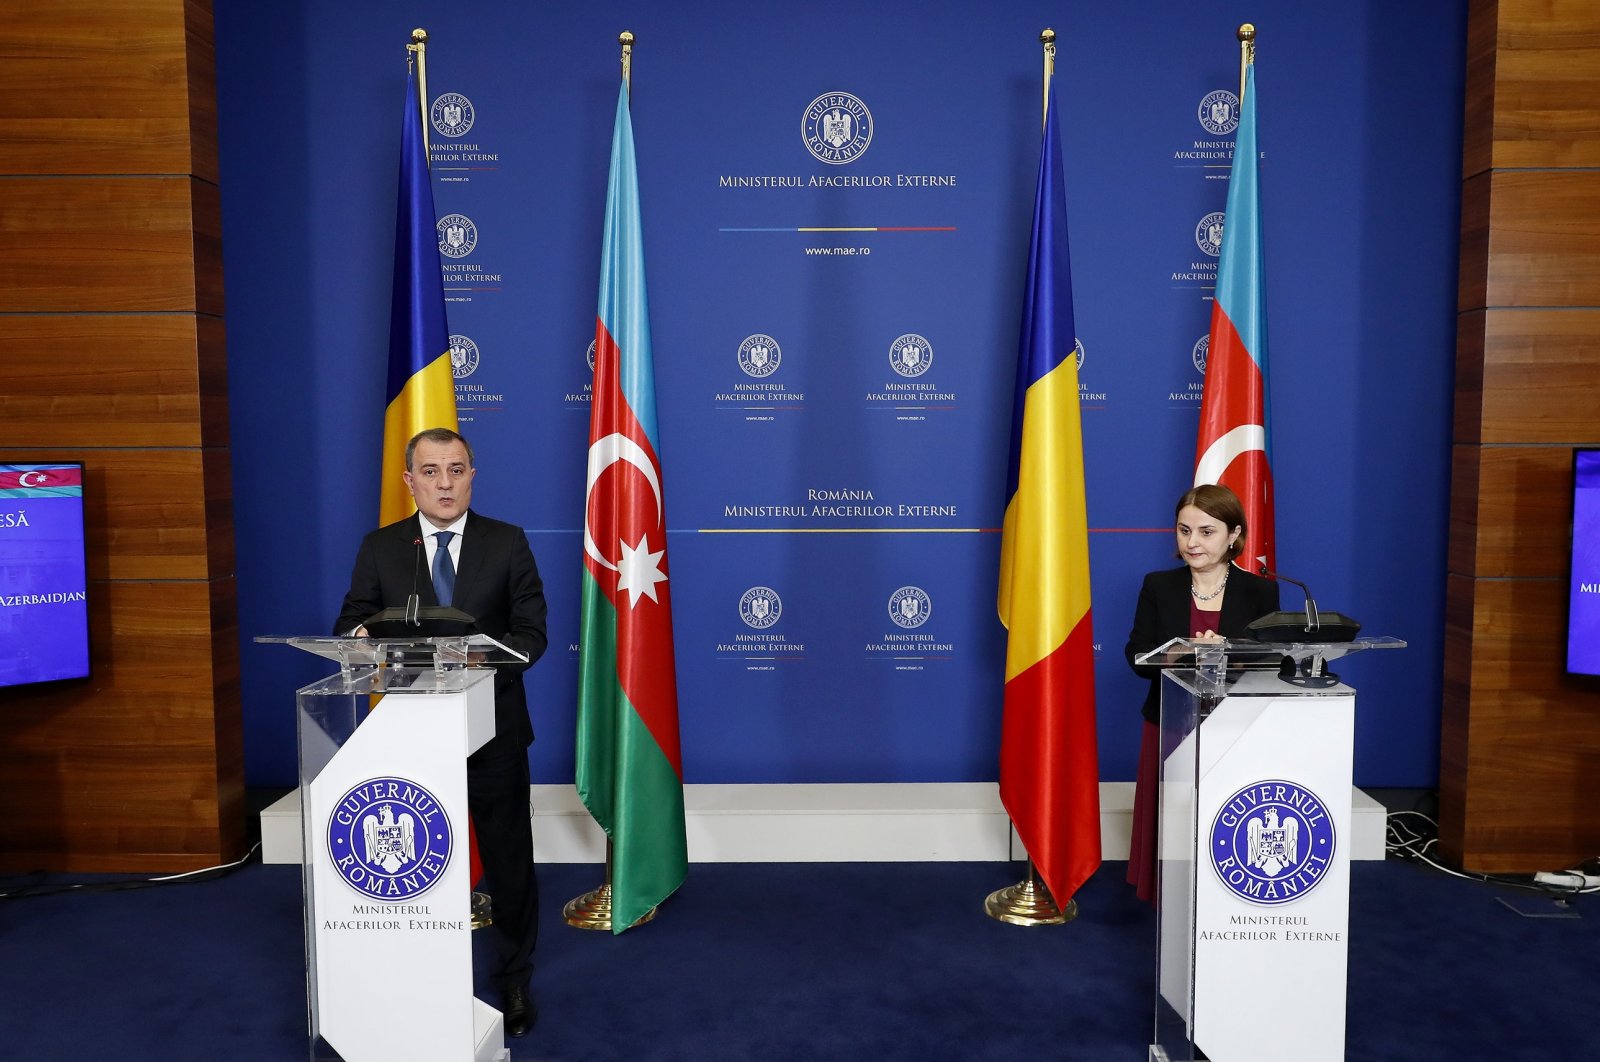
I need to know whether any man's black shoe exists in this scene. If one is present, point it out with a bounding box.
[504,985,535,1038]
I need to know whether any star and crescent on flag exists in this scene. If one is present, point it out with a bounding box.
[584,432,670,609]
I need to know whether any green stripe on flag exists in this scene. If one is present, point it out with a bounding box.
[575,571,687,932]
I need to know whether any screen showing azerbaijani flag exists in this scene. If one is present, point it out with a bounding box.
[0,463,90,688]
[1569,450,1600,677]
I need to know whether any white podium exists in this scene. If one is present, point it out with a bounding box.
[1141,637,1403,1062]
[262,635,525,1062]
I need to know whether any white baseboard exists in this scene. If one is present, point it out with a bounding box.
[261,782,1388,865]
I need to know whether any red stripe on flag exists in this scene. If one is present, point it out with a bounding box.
[999,615,1101,903]
[586,321,683,776]
[0,467,82,490]
[1197,305,1276,573]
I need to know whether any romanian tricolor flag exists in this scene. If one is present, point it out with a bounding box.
[379,63,457,527]
[1194,63,1274,574]
[575,82,688,934]
[997,85,1101,906]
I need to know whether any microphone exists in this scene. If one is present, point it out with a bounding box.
[1259,567,1321,631]
[406,537,423,626]
[1246,567,1361,643]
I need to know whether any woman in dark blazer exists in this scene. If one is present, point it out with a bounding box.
[1122,483,1279,902]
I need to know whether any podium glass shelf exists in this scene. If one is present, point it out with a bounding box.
[257,633,527,681]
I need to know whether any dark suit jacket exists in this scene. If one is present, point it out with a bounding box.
[333,510,548,749]
[1123,565,1280,723]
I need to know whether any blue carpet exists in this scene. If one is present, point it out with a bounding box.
[0,859,1592,1060]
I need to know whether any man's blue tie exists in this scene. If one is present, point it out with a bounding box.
[432,530,456,606]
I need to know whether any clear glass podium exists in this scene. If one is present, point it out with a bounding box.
[257,634,527,1062]
[1137,636,1403,1062]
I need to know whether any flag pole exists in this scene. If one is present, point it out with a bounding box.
[1040,27,1055,131]
[619,29,634,97]
[983,28,1081,929]
[408,29,432,167]
[1238,22,1255,103]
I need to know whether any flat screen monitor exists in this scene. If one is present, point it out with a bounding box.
[0,463,90,688]
[1568,449,1600,676]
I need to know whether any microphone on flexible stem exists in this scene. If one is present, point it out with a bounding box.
[406,537,423,626]
[1259,566,1321,632]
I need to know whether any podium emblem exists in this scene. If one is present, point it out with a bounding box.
[1209,779,1336,906]
[327,776,454,901]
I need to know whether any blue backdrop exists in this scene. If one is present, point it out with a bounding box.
[215,1,1466,791]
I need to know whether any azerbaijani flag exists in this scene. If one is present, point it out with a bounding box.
[379,63,457,527]
[575,82,688,934]
[996,85,1101,906]
[1194,63,1274,575]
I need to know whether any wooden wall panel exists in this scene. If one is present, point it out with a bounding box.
[1457,172,1491,311]
[0,580,238,872]
[1479,309,1600,442]
[0,178,204,313]
[0,0,198,177]
[1483,171,1600,307]
[1445,0,1600,873]
[0,316,206,447]
[1452,310,1486,444]
[198,315,231,448]
[1461,0,1498,179]
[1491,0,1600,170]
[0,0,239,873]
[184,0,221,184]
[1452,445,1579,580]
[1440,578,1600,871]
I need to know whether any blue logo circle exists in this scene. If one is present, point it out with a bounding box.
[1209,779,1336,906]
[327,777,454,901]
[802,92,873,165]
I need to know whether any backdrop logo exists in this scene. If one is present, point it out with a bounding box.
[739,586,783,629]
[327,777,453,901]
[802,92,873,165]
[738,334,782,378]
[431,92,476,138]
[888,586,932,628]
[1198,89,1240,135]
[437,213,478,259]
[1209,779,1336,906]
[449,335,480,378]
[1195,211,1225,257]
[1073,336,1086,370]
[586,340,597,371]
[1192,334,1210,374]
[889,334,933,378]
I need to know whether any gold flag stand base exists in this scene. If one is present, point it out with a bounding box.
[470,890,493,930]
[562,882,658,932]
[984,862,1078,926]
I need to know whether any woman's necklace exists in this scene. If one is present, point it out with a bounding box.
[1191,568,1229,602]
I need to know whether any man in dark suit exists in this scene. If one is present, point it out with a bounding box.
[334,427,547,1038]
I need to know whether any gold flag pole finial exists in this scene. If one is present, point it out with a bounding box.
[620,31,635,95]
[409,28,431,166]
[1039,28,1056,129]
[1237,23,1256,104]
